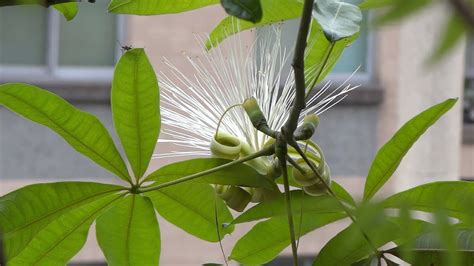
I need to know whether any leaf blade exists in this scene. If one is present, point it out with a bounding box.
[0,83,131,182]
[52,2,78,21]
[0,182,122,261]
[146,183,234,242]
[206,0,303,48]
[221,0,263,23]
[8,193,123,265]
[108,0,219,15]
[363,98,457,200]
[112,48,160,180]
[382,181,474,225]
[96,194,160,266]
[230,213,346,264]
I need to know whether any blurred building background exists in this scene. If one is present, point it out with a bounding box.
[0,1,473,265]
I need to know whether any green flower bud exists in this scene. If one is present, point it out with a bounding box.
[216,185,251,212]
[292,158,320,186]
[266,158,282,179]
[210,132,241,159]
[302,163,331,196]
[243,97,267,129]
[295,114,320,140]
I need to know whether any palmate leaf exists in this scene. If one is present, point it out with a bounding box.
[0,83,131,182]
[146,183,234,242]
[206,0,303,49]
[108,0,219,15]
[229,213,346,264]
[96,194,160,266]
[232,190,344,224]
[0,182,123,261]
[363,98,457,201]
[112,48,160,180]
[382,181,474,225]
[145,158,275,189]
[221,0,263,23]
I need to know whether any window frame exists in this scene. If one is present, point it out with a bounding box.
[0,8,126,85]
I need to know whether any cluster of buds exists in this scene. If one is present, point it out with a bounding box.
[210,132,280,211]
[210,98,331,211]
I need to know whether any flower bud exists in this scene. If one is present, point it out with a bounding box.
[243,97,267,129]
[266,158,282,179]
[295,114,320,140]
[216,185,251,212]
[292,158,320,186]
[303,163,331,196]
[210,132,241,159]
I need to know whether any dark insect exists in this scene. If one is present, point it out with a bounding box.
[121,45,133,51]
[88,0,96,3]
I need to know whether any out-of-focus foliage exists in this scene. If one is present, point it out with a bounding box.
[221,0,263,23]
[360,0,474,62]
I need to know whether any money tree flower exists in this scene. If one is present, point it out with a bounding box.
[155,26,359,161]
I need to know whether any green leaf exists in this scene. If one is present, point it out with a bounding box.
[146,183,234,242]
[230,213,345,264]
[232,190,345,224]
[363,98,457,201]
[221,0,263,23]
[8,193,124,265]
[359,0,394,9]
[382,181,474,225]
[0,0,76,7]
[313,215,427,266]
[112,48,160,180]
[331,181,356,207]
[145,158,275,190]
[53,2,78,21]
[0,182,122,261]
[429,14,467,64]
[108,0,219,15]
[0,83,131,182]
[305,20,359,86]
[312,0,362,42]
[389,229,474,265]
[206,0,303,49]
[375,0,432,24]
[96,194,160,266]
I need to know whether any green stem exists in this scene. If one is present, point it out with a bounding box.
[138,145,274,194]
[305,41,336,99]
[290,142,381,258]
[277,140,299,266]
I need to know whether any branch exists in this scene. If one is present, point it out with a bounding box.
[276,136,299,266]
[449,0,474,29]
[284,0,315,135]
[289,141,382,259]
[138,145,275,193]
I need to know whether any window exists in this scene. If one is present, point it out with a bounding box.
[274,1,372,85]
[0,1,124,84]
[464,35,474,124]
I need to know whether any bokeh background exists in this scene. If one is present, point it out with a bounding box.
[1,1,473,265]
